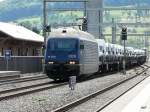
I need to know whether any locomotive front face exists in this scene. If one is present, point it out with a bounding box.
[45,38,80,80]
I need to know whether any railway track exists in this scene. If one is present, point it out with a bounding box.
[52,66,150,112]
[0,75,48,86]
[0,81,67,101]
[0,64,148,103]
[0,71,129,101]
[94,68,150,112]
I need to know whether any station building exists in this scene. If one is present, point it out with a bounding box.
[0,22,44,56]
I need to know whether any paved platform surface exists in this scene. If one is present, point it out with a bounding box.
[100,73,150,112]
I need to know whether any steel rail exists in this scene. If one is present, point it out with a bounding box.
[95,67,150,112]
[0,75,48,86]
[0,69,127,101]
[0,82,67,101]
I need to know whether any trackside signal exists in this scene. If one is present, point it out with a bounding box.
[121,27,127,40]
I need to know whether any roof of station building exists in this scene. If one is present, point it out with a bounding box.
[0,22,44,43]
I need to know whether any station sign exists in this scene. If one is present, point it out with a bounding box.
[4,50,11,60]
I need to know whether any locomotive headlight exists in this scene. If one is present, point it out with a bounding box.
[48,61,54,64]
[69,61,76,64]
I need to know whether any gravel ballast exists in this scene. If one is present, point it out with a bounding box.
[67,72,149,112]
[0,78,52,92]
[0,66,146,112]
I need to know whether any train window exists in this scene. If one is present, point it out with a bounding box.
[99,46,103,51]
[32,49,35,56]
[0,49,1,56]
[25,48,28,56]
[106,47,108,52]
[18,48,21,56]
[9,48,13,56]
[80,44,84,49]
[0,48,3,56]
[48,39,78,52]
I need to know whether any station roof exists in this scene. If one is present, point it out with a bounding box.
[0,22,44,43]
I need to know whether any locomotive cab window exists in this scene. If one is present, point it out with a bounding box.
[48,38,78,52]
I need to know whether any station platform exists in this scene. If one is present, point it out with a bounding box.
[0,71,20,80]
[100,75,150,112]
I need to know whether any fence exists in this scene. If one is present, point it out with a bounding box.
[0,56,44,73]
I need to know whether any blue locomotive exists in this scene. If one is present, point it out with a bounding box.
[44,27,147,81]
[44,28,99,80]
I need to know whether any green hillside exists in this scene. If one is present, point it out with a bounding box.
[0,0,150,48]
[1,0,150,22]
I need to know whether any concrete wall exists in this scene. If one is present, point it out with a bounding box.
[0,56,43,73]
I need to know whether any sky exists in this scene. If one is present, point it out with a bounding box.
[0,0,4,2]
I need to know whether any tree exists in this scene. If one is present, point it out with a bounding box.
[32,26,40,34]
[19,21,32,30]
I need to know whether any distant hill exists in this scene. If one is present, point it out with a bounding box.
[105,0,150,6]
[0,0,150,22]
[0,0,81,22]
[0,0,42,21]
